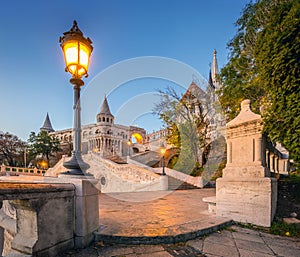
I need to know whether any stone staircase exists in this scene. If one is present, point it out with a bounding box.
[167,176,200,190]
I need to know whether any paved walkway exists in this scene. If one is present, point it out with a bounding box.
[59,225,300,257]
[96,189,231,243]
[58,189,300,257]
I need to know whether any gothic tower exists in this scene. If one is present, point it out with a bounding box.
[96,96,114,125]
[40,113,54,133]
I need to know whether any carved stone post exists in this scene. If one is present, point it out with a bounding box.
[216,100,277,227]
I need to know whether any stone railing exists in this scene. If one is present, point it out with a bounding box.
[162,167,203,188]
[0,181,75,257]
[89,152,161,183]
[0,164,45,176]
[0,176,100,257]
[45,155,69,177]
[265,142,289,177]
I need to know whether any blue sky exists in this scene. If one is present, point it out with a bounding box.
[0,0,249,140]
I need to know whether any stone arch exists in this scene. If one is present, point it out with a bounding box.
[164,148,180,168]
[132,147,139,154]
[131,133,143,144]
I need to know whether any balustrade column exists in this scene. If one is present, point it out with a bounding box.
[255,137,262,163]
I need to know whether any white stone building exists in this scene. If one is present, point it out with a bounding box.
[41,97,146,158]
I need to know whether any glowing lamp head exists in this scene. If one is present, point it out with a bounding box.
[60,20,93,78]
[127,140,132,146]
[160,144,166,156]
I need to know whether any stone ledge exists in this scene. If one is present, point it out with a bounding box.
[202,196,216,214]
[0,182,75,201]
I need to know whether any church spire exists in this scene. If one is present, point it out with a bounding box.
[211,49,219,85]
[99,96,113,116]
[40,113,54,133]
[210,49,221,91]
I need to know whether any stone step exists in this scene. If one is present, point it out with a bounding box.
[94,219,233,245]
[167,176,199,190]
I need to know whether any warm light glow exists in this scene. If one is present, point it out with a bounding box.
[160,147,166,156]
[39,160,48,169]
[63,41,91,77]
[127,140,132,146]
[131,133,143,144]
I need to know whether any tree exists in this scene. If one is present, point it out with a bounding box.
[255,0,300,163]
[0,132,26,166]
[154,86,210,175]
[27,131,61,167]
[219,0,300,162]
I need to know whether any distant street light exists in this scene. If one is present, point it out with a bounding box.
[59,20,93,175]
[127,139,132,157]
[159,143,166,176]
[24,147,27,168]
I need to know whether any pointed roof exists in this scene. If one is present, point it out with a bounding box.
[211,49,219,84]
[99,96,113,116]
[208,69,215,90]
[40,113,54,132]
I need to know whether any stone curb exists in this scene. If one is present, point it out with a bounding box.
[94,220,234,245]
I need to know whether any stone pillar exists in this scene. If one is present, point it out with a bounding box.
[57,177,99,248]
[216,99,277,227]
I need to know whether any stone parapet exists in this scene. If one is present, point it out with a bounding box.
[0,182,75,257]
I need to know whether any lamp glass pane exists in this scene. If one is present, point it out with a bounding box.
[78,67,85,76]
[79,43,90,72]
[64,42,78,67]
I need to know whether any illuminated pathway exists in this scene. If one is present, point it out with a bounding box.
[96,189,231,243]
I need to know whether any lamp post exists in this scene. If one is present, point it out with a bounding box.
[160,143,166,176]
[127,139,132,157]
[59,20,93,175]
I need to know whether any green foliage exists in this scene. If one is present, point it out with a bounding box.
[255,0,300,163]
[219,0,300,162]
[0,132,26,166]
[270,221,300,238]
[154,86,209,175]
[190,162,204,177]
[27,131,61,167]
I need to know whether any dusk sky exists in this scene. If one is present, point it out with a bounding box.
[0,0,249,140]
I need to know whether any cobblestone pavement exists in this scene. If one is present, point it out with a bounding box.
[58,225,300,257]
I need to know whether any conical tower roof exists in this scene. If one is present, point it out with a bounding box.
[208,69,215,90]
[40,113,54,132]
[99,96,113,116]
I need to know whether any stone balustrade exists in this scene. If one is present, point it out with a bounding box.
[265,142,290,177]
[1,164,45,176]
[0,182,75,257]
[90,152,161,183]
[0,176,100,257]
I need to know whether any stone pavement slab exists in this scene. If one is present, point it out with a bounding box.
[58,224,300,257]
[57,188,300,257]
[96,189,232,244]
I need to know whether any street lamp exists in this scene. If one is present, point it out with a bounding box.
[59,20,93,175]
[127,139,132,157]
[159,143,166,176]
